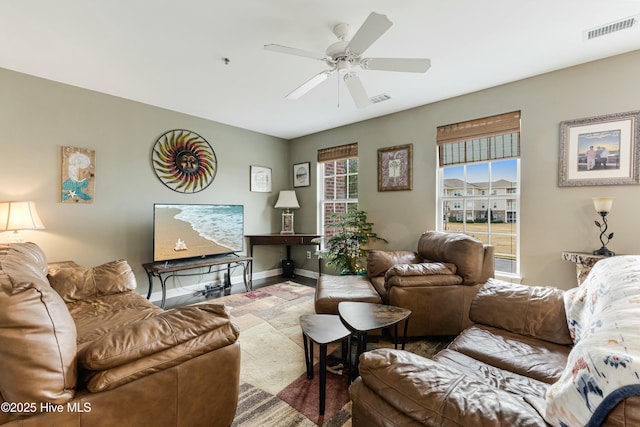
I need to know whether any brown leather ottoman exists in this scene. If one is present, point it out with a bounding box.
[315,275,382,314]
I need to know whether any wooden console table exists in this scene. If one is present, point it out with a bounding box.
[246,233,321,278]
[143,254,252,309]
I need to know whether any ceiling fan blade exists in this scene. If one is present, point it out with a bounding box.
[264,44,327,60]
[343,72,371,109]
[286,70,334,100]
[362,57,431,73]
[346,12,393,56]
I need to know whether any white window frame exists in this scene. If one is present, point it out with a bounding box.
[317,157,358,248]
[437,159,521,279]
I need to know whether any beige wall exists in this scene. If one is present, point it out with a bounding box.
[0,68,290,297]
[2,50,639,294]
[290,50,640,290]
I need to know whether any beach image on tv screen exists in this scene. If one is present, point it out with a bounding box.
[154,204,243,262]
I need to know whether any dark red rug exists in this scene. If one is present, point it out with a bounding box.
[277,362,351,425]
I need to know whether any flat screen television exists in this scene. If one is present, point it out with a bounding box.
[153,204,244,262]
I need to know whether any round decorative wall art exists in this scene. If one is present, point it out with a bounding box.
[152,129,217,193]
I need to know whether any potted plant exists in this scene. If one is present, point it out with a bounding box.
[313,209,387,275]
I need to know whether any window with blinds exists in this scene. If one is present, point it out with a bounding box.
[437,111,521,166]
[437,111,521,277]
[317,143,358,243]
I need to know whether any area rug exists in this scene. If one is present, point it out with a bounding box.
[216,282,449,426]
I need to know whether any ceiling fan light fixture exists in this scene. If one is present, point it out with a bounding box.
[266,11,430,108]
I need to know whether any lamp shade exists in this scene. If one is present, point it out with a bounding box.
[592,197,614,213]
[274,191,300,209]
[0,201,45,231]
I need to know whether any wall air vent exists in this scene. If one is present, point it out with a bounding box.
[370,93,391,104]
[585,16,638,40]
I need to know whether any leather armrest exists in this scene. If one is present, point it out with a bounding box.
[384,262,457,279]
[357,349,546,426]
[80,303,238,370]
[367,250,420,278]
[78,303,240,392]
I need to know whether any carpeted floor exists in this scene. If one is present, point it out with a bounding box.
[214,282,449,426]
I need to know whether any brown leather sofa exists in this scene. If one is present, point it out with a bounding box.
[350,271,640,426]
[0,242,240,427]
[367,231,494,336]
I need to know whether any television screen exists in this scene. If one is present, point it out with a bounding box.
[153,204,244,262]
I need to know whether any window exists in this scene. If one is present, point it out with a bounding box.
[437,111,521,277]
[317,143,358,244]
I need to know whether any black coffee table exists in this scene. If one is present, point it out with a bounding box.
[338,302,411,378]
[299,314,351,415]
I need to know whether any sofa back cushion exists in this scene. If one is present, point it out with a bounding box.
[417,231,485,285]
[48,259,137,302]
[470,278,572,345]
[0,243,77,408]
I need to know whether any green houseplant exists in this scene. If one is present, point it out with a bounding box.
[313,209,387,275]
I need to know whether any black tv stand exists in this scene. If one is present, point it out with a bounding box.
[143,254,252,309]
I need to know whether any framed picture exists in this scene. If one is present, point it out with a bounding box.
[61,146,95,203]
[250,165,272,192]
[378,144,413,191]
[293,162,310,187]
[559,111,640,186]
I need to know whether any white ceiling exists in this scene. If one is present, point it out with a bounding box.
[2,1,640,140]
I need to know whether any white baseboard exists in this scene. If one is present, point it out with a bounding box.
[146,267,317,304]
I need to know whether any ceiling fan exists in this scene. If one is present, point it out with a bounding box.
[265,12,431,109]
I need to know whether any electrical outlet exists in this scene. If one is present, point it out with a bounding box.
[306,250,312,259]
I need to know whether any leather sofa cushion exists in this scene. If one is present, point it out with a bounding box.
[434,348,550,399]
[470,278,573,345]
[80,303,236,370]
[68,292,162,347]
[0,243,77,408]
[367,250,420,278]
[417,231,484,285]
[48,259,137,302]
[356,348,547,426]
[447,325,570,384]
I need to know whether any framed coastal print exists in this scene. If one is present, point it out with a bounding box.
[559,111,640,186]
[250,165,272,192]
[378,144,413,191]
[61,146,95,203]
[293,162,310,187]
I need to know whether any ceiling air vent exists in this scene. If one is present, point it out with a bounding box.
[585,16,638,40]
[370,93,391,104]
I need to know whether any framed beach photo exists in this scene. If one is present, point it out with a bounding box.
[559,111,640,186]
[378,144,413,191]
[250,165,272,192]
[293,162,310,187]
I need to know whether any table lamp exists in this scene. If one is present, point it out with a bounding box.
[0,201,45,243]
[592,197,615,257]
[274,190,300,234]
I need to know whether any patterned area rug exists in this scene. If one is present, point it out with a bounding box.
[215,282,449,426]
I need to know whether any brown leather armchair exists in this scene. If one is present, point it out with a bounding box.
[367,231,494,336]
[0,243,240,427]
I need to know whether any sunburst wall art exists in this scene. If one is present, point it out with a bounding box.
[152,129,217,193]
